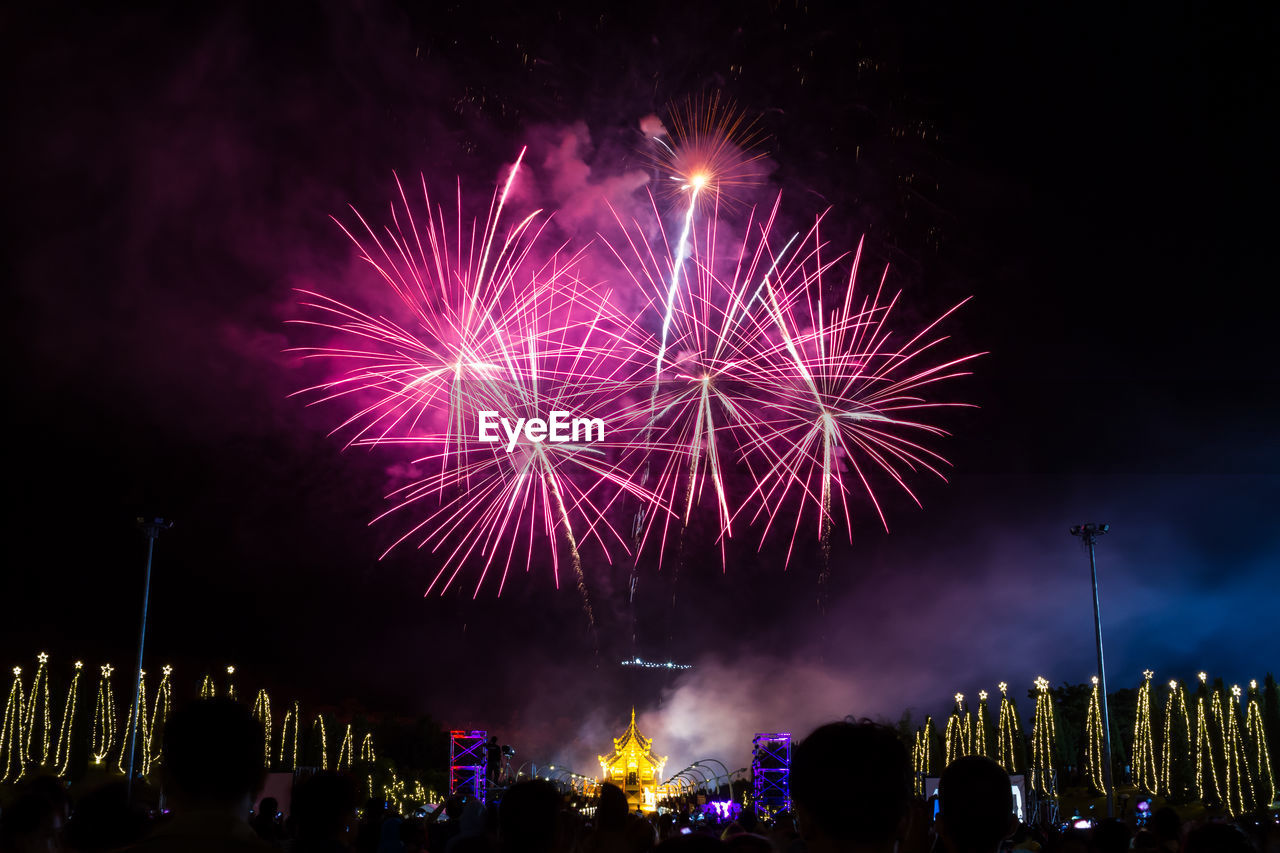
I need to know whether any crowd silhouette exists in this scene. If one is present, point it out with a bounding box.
[1,702,1274,852]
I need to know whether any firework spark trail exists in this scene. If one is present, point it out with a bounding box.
[739,229,982,567]
[357,277,666,601]
[608,193,807,567]
[626,174,701,619]
[623,96,768,636]
[290,149,555,472]
[545,469,596,646]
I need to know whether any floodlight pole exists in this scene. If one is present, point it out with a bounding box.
[1071,522,1114,818]
[126,517,172,801]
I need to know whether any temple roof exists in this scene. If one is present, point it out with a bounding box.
[598,708,667,774]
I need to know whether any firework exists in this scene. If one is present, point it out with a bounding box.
[291,149,562,464]
[739,227,980,565]
[646,92,768,211]
[291,153,670,601]
[606,193,807,563]
[295,132,976,605]
[365,276,663,603]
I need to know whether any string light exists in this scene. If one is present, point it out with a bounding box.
[54,662,83,777]
[1133,670,1159,794]
[313,715,329,770]
[382,769,436,815]
[1162,679,1194,801]
[24,653,52,768]
[1207,680,1231,806]
[1244,681,1275,807]
[1085,676,1105,793]
[278,701,300,770]
[117,670,149,776]
[226,666,237,701]
[336,723,354,771]
[361,732,376,799]
[1,667,28,782]
[1030,677,1058,797]
[1222,685,1256,816]
[996,681,1022,773]
[944,694,972,766]
[200,674,216,699]
[974,691,990,759]
[912,725,928,794]
[251,689,272,767]
[90,664,115,766]
[1194,690,1223,804]
[148,666,173,768]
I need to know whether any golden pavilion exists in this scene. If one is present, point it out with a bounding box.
[598,708,667,813]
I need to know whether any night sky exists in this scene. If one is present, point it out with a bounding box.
[4,2,1277,773]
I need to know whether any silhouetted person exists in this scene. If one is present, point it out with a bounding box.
[1,789,63,853]
[1149,807,1180,853]
[582,784,630,853]
[250,798,283,845]
[291,773,359,853]
[624,818,657,853]
[651,835,723,853]
[377,816,404,853]
[427,796,465,853]
[722,834,771,853]
[131,698,272,852]
[358,798,390,853]
[498,781,559,853]
[596,784,629,833]
[1183,822,1255,853]
[790,721,912,853]
[64,781,149,851]
[1089,818,1129,853]
[485,738,502,785]
[935,756,1014,853]
[400,820,427,853]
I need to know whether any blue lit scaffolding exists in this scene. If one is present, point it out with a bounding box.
[751,732,791,815]
[450,730,488,803]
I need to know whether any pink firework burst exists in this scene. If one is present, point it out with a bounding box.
[290,149,560,461]
[366,277,663,600]
[290,152,667,599]
[604,193,813,565]
[740,225,982,565]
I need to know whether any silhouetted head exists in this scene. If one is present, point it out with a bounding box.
[1130,828,1161,850]
[936,756,1014,853]
[724,832,772,853]
[597,783,629,833]
[62,781,148,851]
[1151,807,1180,843]
[163,698,265,810]
[1184,822,1253,853]
[292,772,359,842]
[445,794,466,819]
[499,780,561,853]
[653,833,724,853]
[1,791,63,852]
[791,720,911,850]
[1091,818,1130,853]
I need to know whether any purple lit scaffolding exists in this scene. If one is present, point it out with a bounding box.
[751,732,791,815]
[450,730,488,802]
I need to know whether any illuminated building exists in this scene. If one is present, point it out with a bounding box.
[599,709,667,813]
